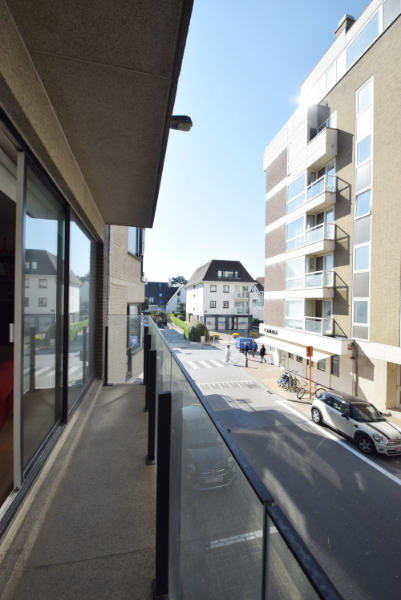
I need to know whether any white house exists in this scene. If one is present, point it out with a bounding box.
[185,260,257,334]
[166,285,186,313]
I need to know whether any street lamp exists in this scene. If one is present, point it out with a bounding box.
[170,115,193,131]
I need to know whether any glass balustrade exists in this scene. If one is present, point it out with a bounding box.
[305,223,335,245]
[103,317,342,598]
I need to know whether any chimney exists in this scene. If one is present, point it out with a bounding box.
[168,278,172,287]
[335,14,355,39]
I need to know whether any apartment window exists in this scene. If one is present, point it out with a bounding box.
[24,298,29,307]
[317,359,326,372]
[39,279,47,288]
[210,285,216,292]
[285,300,303,330]
[331,355,340,377]
[347,11,380,69]
[288,353,294,359]
[296,356,303,363]
[358,80,372,114]
[354,300,369,324]
[210,301,216,308]
[355,190,371,218]
[25,261,29,269]
[355,245,369,271]
[223,285,229,293]
[31,262,37,270]
[223,301,229,308]
[285,258,304,289]
[159,283,162,287]
[25,278,29,288]
[287,174,305,213]
[286,216,304,251]
[326,63,336,91]
[38,298,47,307]
[149,297,154,303]
[357,135,371,165]
[128,227,144,258]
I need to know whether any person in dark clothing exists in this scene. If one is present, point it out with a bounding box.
[260,344,267,363]
[244,343,249,357]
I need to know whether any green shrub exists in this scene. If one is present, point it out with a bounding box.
[185,320,209,343]
[69,319,89,342]
[177,315,185,321]
[170,314,188,331]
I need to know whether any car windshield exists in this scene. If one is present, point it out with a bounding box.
[352,403,385,422]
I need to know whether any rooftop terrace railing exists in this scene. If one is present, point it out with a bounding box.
[135,316,343,600]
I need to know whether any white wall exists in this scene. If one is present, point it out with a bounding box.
[25,274,57,314]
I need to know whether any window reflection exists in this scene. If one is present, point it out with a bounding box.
[68,215,96,409]
[23,165,64,467]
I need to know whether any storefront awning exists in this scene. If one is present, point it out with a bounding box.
[258,336,334,362]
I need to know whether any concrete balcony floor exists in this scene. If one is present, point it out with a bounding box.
[0,381,155,600]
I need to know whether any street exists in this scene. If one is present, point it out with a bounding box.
[164,327,401,600]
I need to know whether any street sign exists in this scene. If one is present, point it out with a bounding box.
[306,346,313,357]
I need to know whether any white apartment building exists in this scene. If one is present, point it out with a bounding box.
[166,285,187,313]
[186,260,256,333]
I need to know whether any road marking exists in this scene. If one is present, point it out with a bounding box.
[208,360,225,368]
[275,400,401,487]
[209,527,276,549]
[35,367,52,376]
[197,360,213,369]
[187,361,200,370]
[199,380,259,390]
[45,370,55,377]
[68,366,81,375]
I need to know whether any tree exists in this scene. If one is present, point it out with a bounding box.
[141,297,149,311]
[171,275,187,286]
[177,301,186,312]
[78,271,90,283]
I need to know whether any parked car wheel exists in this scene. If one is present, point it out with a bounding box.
[311,408,322,424]
[356,434,375,455]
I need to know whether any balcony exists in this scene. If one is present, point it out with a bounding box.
[234,292,250,300]
[306,127,337,171]
[284,270,334,299]
[286,223,336,256]
[236,306,249,314]
[285,316,334,336]
[305,174,336,213]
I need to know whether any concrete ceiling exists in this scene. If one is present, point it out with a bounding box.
[6,0,193,227]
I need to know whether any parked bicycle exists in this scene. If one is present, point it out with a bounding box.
[277,370,301,393]
[297,381,326,400]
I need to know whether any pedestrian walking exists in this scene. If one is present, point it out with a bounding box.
[225,345,231,364]
[244,343,249,358]
[252,344,256,358]
[260,344,267,363]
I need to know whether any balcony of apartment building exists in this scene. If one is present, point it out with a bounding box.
[286,219,336,259]
[306,114,338,171]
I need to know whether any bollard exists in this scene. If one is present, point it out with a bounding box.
[246,356,248,368]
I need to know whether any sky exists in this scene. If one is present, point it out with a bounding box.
[144,0,370,284]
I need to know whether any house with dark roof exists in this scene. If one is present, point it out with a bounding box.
[145,280,176,312]
[185,260,257,333]
[166,285,186,313]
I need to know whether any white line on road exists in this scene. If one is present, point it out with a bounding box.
[35,367,51,376]
[45,370,55,377]
[68,366,81,375]
[197,360,212,369]
[209,360,225,368]
[187,361,200,370]
[276,400,401,487]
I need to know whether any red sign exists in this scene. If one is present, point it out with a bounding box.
[306,346,313,357]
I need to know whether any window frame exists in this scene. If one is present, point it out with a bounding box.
[286,216,305,251]
[38,297,47,307]
[355,189,371,219]
[223,301,229,309]
[25,278,29,288]
[331,355,340,377]
[223,285,229,293]
[317,358,326,372]
[210,300,216,308]
[346,9,381,70]
[210,285,217,292]
[39,279,47,288]
[354,243,370,273]
[287,173,306,213]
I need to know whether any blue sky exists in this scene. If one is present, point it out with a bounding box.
[144,0,370,283]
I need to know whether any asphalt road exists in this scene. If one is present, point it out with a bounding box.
[165,330,401,600]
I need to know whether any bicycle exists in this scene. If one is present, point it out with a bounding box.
[278,370,301,393]
[296,381,326,400]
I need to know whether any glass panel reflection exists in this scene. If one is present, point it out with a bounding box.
[23,165,64,467]
[68,216,96,409]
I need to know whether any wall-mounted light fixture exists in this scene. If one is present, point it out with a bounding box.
[170,115,193,132]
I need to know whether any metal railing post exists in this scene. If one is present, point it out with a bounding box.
[142,324,148,386]
[154,391,171,599]
[82,325,87,383]
[29,327,36,392]
[104,325,113,386]
[146,349,157,465]
[144,332,152,412]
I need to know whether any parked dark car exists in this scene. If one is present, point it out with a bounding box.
[180,405,236,490]
[235,337,258,352]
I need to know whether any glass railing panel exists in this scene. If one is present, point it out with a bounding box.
[168,356,265,599]
[286,236,304,251]
[264,507,320,600]
[326,223,335,240]
[324,271,334,286]
[305,225,324,245]
[307,177,325,200]
[305,318,322,334]
[305,272,323,287]
[285,318,303,330]
[326,175,336,193]
[323,318,333,335]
